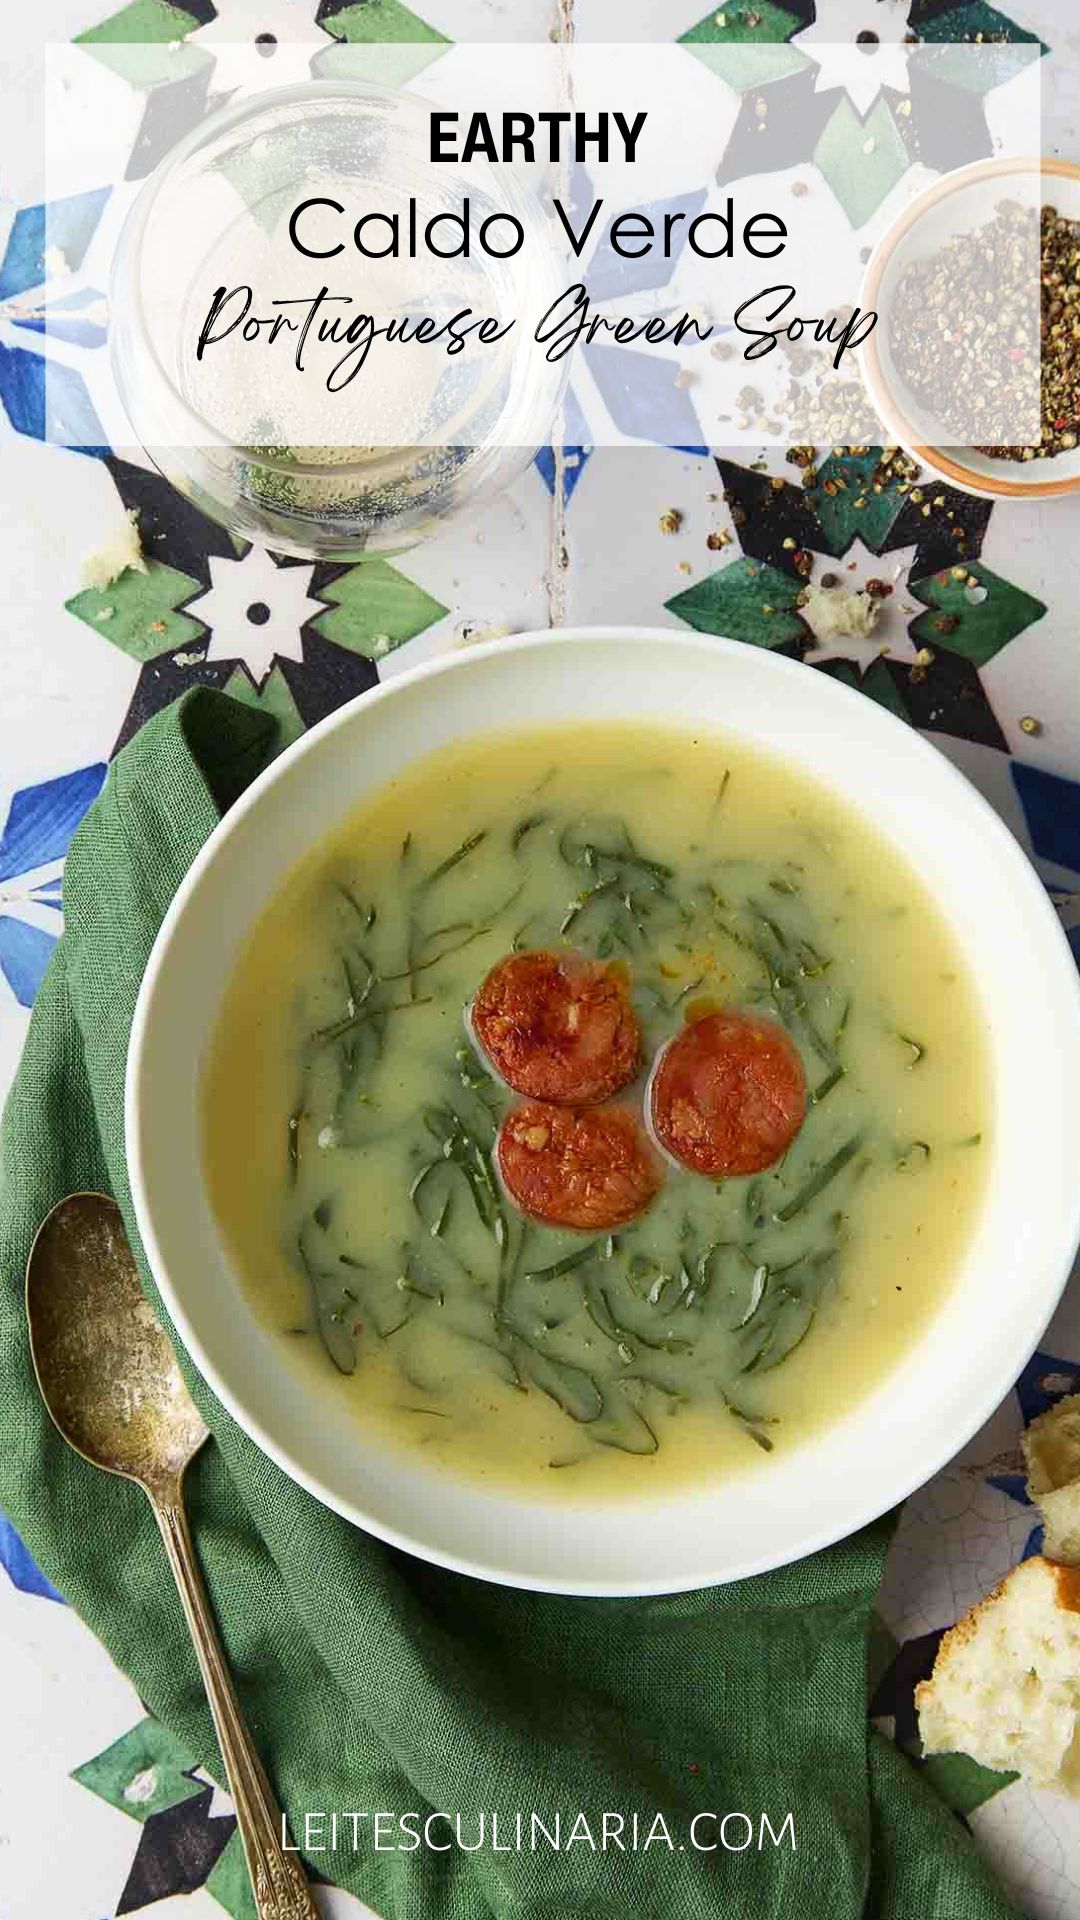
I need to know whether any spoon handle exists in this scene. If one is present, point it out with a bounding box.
[152,1495,319,1920]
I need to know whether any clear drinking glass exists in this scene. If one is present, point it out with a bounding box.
[109,80,565,558]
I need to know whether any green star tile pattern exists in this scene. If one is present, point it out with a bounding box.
[908,2,1047,96]
[72,1715,204,1825]
[76,0,210,87]
[666,557,807,646]
[813,97,909,229]
[867,1612,900,1705]
[909,562,1047,667]
[825,656,910,724]
[311,0,445,85]
[805,452,908,557]
[315,36,447,86]
[912,1,1044,48]
[320,0,447,45]
[223,665,305,753]
[314,0,448,85]
[66,560,207,664]
[919,1751,1019,1818]
[206,1832,259,1920]
[679,4,809,92]
[312,557,448,658]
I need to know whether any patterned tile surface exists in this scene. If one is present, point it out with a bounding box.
[3,1,1080,1916]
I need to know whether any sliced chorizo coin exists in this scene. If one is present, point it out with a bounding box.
[496,1101,662,1231]
[649,1009,807,1179]
[471,949,641,1105]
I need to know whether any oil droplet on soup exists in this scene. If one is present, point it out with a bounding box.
[202,723,989,1498]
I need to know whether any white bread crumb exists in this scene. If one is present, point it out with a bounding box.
[801,582,881,642]
[80,510,147,592]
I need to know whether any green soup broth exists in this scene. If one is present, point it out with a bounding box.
[202,721,989,1496]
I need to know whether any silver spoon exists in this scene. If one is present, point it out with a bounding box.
[26,1192,318,1920]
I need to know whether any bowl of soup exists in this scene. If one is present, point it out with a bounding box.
[125,629,1080,1593]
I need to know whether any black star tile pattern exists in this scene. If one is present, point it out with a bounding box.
[124,65,218,182]
[103,468,380,755]
[716,453,1009,746]
[104,457,241,584]
[116,1779,236,1913]
[869,1628,947,1750]
[716,66,837,189]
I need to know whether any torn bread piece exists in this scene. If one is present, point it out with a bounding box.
[80,509,147,593]
[915,1556,1080,1794]
[1023,1391,1080,1565]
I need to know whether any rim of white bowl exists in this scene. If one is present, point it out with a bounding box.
[125,628,1080,1594]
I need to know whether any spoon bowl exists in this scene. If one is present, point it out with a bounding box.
[25,1192,317,1920]
[26,1191,207,1498]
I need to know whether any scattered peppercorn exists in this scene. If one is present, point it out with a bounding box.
[980,206,1080,461]
[892,200,1043,451]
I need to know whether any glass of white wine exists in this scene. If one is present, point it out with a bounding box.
[109,79,566,558]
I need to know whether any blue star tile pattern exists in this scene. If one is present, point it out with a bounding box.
[983,1351,1080,1563]
[984,1474,1044,1561]
[1011,760,1080,878]
[986,1473,1032,1507]
[0,1511,64,1602]
[0,919,57,1009]
[535,388,594,499]
[0,763,107,885]
[1013,1348,1080,1426]
[0,343,109,459]
[0,189,111,300]
[514,145,715,453]
[10,287,108,350]
[0,762,106,1008]
[586,341,704,448]
[534,444,593,501]
[585,188,709,302]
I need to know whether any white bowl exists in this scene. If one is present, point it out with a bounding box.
[126,630,1080,1595]
[861,158,1080,502]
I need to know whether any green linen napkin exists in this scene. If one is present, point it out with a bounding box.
[0,689,1018,1920]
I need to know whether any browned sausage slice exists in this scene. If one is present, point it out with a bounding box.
[649,1009,807,1178]
[471,949,640,1105]
[497,1101,661,1230]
